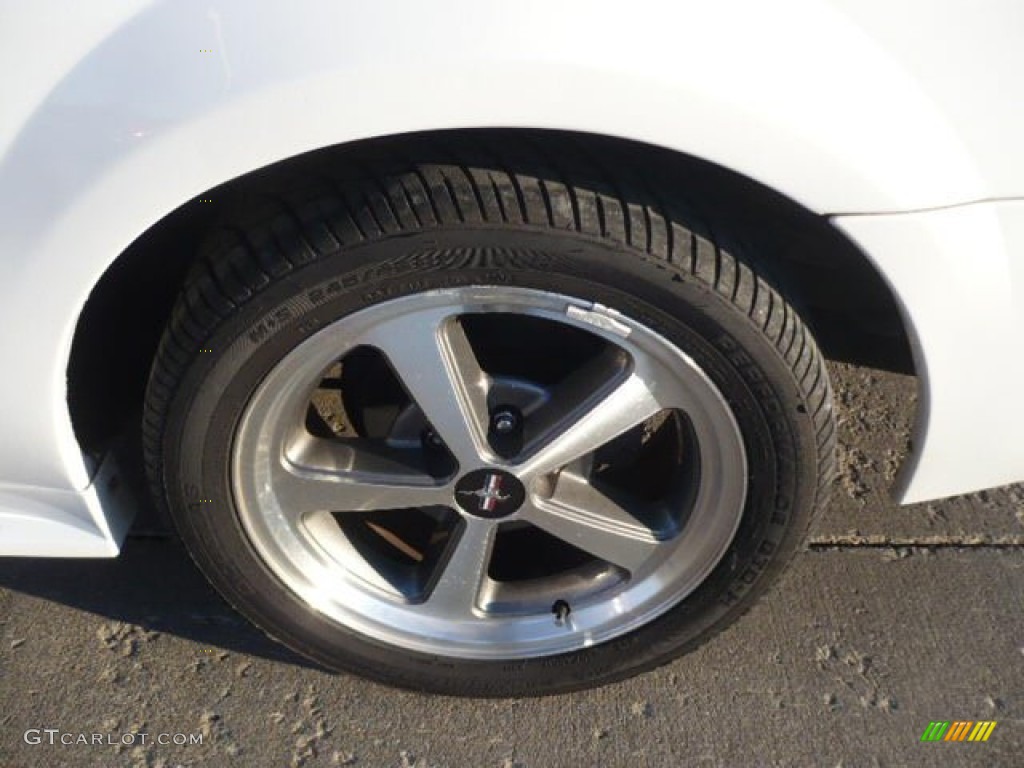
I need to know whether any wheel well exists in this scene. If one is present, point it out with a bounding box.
[67,128,913,460]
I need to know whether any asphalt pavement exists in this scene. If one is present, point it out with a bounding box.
[1,362,1021,768]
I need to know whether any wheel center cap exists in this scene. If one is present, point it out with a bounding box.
[454,469,526,519]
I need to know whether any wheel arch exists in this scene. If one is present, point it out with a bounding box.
[67,128,913,485]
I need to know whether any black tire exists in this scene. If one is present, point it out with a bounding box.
[143,136,836,697]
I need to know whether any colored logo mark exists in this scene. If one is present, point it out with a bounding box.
[920,721,997,742]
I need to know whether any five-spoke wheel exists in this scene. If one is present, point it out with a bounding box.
[232,287,747,658]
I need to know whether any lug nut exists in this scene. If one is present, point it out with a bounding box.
[491,408,520,435]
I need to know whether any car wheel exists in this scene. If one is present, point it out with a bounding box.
[144,141,835,696]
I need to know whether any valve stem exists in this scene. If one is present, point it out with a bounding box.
[552,599,571,626]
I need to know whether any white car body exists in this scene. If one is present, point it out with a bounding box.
[1,0,1023,557]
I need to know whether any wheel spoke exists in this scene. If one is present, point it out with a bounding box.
[273,436,450,518]
[518,366,675,478]
[361,309,491,467]
[423,517,497,619]
[520,474,662,573]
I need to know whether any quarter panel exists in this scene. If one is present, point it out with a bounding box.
[1,0,1023,553]
[836,201,1024,503]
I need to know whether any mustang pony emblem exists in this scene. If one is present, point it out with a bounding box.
[457,473,511,514]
